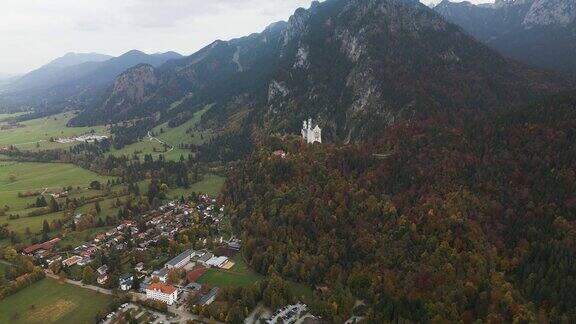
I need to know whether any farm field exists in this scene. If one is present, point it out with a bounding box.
[0,278,112,324]
[0,112,108,151]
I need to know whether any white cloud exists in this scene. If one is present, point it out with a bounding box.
[0,0,494,74]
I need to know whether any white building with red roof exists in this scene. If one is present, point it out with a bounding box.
[145,283,178,305]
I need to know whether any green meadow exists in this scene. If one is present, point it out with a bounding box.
[0,112,27,122]
[111,105,212,161]
[197,254,263,288]
[0,162,113,235]
[0,278,112,324]
[168,174,226,198]
[0,112,107,151]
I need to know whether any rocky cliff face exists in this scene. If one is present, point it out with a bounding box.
[76,0,563,141]
[107,64,157,106]
[523,0,576,27]
[435,0,576,72]
[77,64,159,124]
[264,0,559,141]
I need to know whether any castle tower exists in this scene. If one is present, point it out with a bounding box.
[301,118,322,144]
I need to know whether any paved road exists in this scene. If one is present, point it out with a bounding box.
[45,272,113,295]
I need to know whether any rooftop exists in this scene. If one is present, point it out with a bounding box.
[23,237,61,254]
[153,268,168,278]
[166,249,193,267]
[198,287,219,305]
[147,283,177,295]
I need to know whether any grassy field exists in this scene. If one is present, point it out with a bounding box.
[0,161,112,211]
[0,261,10,274]
[168,174,226,198]
[0,112,27,122]
[0,112,107,151]
[0,278,112,324]
[197,254,263,288]
[0,162,113,234]
[196,254,315,301]
[153,106,213,147]
[111,106,212,161]
[3,211,69,234]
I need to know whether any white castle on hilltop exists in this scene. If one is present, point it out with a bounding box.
[301,118,322,144]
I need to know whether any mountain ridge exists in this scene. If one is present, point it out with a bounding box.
[73,0,564,143]
[434,0,576,72]
[0,50,182,116]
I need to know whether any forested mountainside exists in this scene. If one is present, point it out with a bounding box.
[434,0,576,73]
[72,0,562,143]
[223,93,576,323]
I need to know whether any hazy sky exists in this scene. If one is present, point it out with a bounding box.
[0,0,494,74]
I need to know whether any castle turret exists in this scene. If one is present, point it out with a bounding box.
[301,118,322,144]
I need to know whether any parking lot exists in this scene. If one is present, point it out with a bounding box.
[266,303,308,324]
[101,303,177,324]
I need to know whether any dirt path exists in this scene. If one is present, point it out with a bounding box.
[147,131,174,154]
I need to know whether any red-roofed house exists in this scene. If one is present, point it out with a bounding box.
[146,283,179,305]
[94,234,106,243]
[272,150,287,158]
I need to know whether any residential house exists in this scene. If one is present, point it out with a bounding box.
[94,234,106,243]
[77,256,92,266]
[135,262,144,272]
[119,273,134,291]
[46,255,62,266]
[97,265,109,276]
[272,150,287,158]
[97,274,108,285]
[62,255,82,267]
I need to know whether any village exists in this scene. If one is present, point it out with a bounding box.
[18,194,319,324]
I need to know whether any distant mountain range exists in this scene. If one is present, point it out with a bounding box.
[0,50,182,114]
[7,50,182,92]
[71,0,563,143]
[434,0,576,73]
[42,52,113,70]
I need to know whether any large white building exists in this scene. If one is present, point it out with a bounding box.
[146,283,179,305]
[165,249,194,269]
[301,118,322,144]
